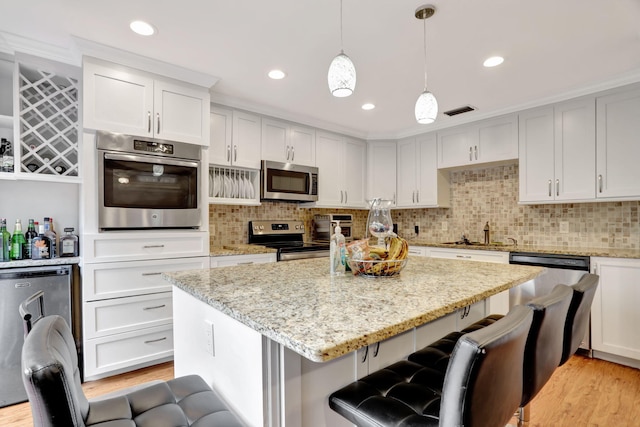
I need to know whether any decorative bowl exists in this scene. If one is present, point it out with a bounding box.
[347,258,408,277]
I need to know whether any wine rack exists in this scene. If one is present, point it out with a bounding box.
[19,64,79,177]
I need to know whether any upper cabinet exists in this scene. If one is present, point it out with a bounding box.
[437,114,518,169]
[315,131,366,208]
[83,57,210,146]
[261,118,315,166]
[1,54,81,182]
[595,87,640,200]
[519,98,596,203]
[366,141,397,205]
[397,134,450,208]
[209,107,261,169]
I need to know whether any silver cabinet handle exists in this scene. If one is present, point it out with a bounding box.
[291,146,295,161]
[144,337,167,344]
[548,180,552,197]
[361,345,368,363]
[142,244,165,249]
[226,145,231,162]
[143,304,166,310]
[456,255,472,259]
[598,174,603,193]
[474,145,478,160]
[234,145,238,162]
[236,261,254,265]
[147,111,152,133]
[469,146,473,161]
[412,191,415,203]
[416,190,419,204]
[286,146,290,161]
[556,179,560,197]
[345,190,348,204]
[141,272,162,276]
[340,190,344,203]
[156,112,160,134]
[393,192,396,205]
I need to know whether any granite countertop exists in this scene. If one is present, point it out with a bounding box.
[163,257,543,363]
[409,240,640,259]
[210,244,277,257]
[0,257,81,268]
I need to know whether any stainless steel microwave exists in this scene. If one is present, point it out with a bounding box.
[261,160,319,202]
[97,131,202,230]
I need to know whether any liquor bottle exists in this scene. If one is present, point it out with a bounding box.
[59,227,79,257]
[31,224,51,260]
[44,217,58,257]
[10,219,26,260]
[24,219,38,259]
[0,218,10,261]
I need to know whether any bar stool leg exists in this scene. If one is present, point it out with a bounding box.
[516,403,531,426]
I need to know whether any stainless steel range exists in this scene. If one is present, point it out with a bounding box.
[248,220,330,261]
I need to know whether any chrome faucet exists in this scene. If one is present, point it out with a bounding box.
[507,237,518,247]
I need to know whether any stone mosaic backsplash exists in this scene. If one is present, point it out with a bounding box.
[209,163,640,250]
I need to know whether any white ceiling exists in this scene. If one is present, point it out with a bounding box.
[2,0,640,139]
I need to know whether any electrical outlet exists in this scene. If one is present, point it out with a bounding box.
[204,320,215,357]
[442,221,448,232]
[559,221,569,234]
[414,225,420,235]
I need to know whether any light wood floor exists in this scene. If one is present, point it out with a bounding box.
[2,356,639,426]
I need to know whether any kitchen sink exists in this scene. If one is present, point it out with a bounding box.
[441,241,511,247]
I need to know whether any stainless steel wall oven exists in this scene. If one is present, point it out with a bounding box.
[97,131,202,230]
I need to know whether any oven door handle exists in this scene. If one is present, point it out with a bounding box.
[104,152,199,168]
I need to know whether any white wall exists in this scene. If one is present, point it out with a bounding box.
[0,180,79,232]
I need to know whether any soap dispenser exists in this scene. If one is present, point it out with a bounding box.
[330,221,346,275]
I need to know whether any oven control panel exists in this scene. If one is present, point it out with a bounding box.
[249,220,305,236]
[134,140,174,155]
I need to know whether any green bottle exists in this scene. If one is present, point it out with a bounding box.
[10,219,26,260]
[1,218,11,262]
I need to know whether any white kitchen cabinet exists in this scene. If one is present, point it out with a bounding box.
[427,247,510,315]
[366,140,397,205]
[437,114,518,169]
[315,131,367,208]
[261,118,315,166]
[519,98,596,203]
[397,133,450,208]
[82,230,209,379]
[210,253,276,267]
[595,86,640,200]
[83,57,210,146]
[591,257,640,364]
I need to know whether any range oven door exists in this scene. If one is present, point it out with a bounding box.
[98,151,201,230]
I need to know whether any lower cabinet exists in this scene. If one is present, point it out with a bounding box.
[426,247,511,315]
[82,254,209,380]
[210,252,277,267]
[591,257,640,365]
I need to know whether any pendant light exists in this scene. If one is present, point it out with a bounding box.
[328,0,356,97]
[414,5,438,124]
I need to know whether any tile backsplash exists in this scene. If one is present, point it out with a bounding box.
[209,163,639,250]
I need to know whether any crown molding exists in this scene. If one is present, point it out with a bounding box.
[0,31,79,65]
[73,37,219,89]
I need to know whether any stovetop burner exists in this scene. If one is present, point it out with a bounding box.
[248,220,330,261]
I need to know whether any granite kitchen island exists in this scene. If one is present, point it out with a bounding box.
[164,257,543,427]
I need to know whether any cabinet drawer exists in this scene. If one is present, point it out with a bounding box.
[84,232,208,263]
[84,324,174,379]
[210,253,276,267]
[83,256,209,300]
[84,293,173,339]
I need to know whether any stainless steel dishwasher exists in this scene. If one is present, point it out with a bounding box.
[509,252,591,353]
[0,265,72,407]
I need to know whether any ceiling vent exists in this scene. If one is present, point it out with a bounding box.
[443,105,476,117]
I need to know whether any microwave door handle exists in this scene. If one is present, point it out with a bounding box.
[103,152,199,169]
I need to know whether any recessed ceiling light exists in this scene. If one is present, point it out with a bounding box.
[130,20,156,36]
[361,103,375,110]
[483,56,504,67]
[268,69,286,80]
